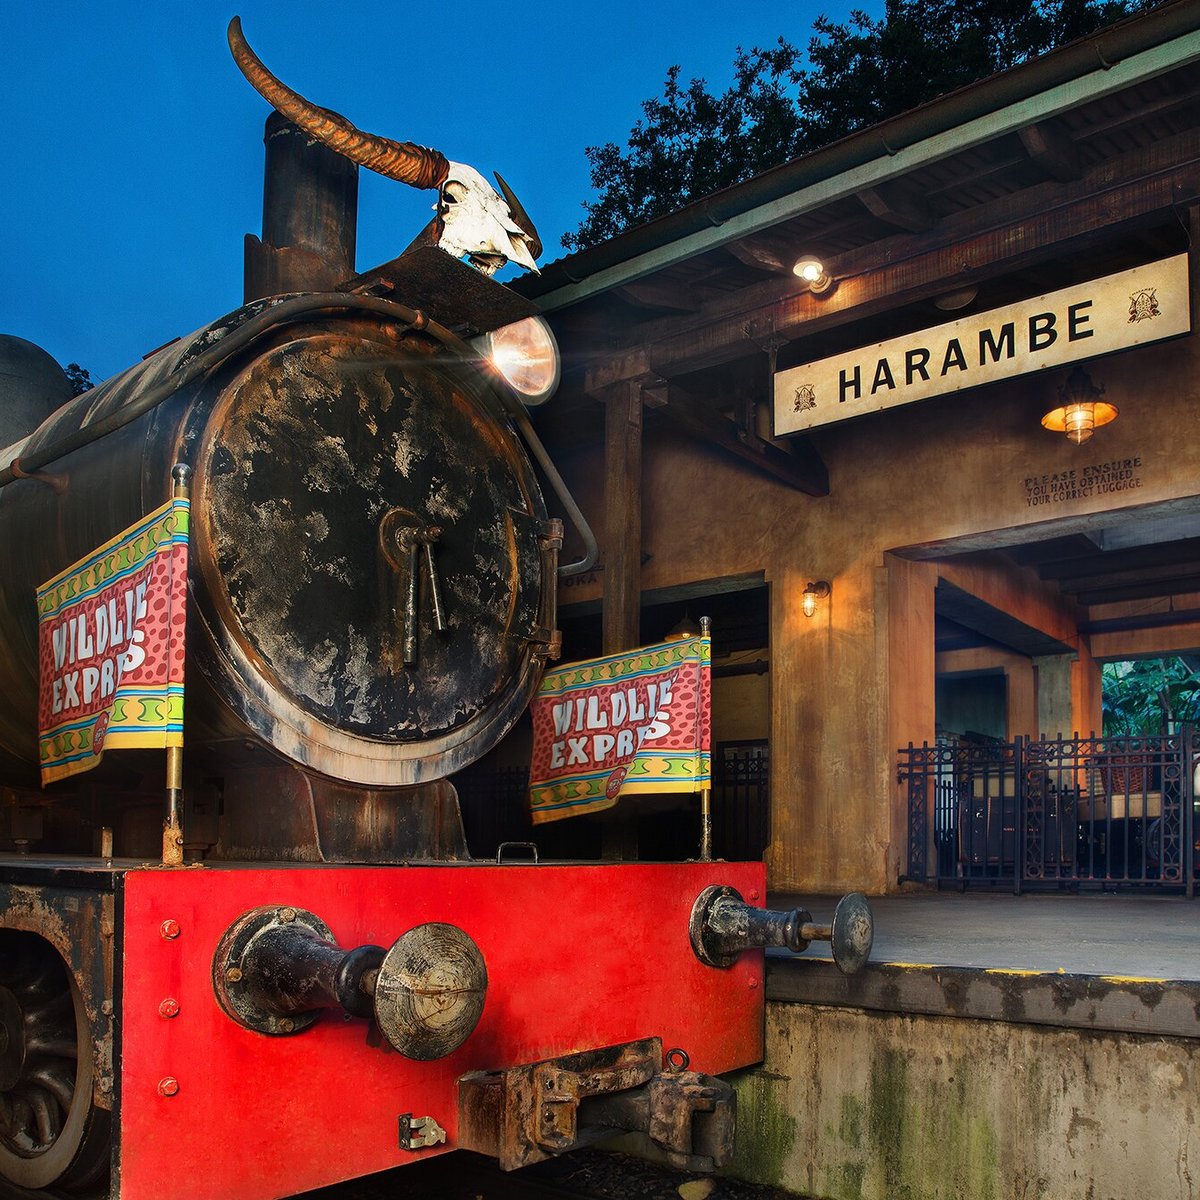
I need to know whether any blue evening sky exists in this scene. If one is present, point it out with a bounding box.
[1,2,871,382]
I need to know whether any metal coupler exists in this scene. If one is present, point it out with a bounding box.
[689,886,873,974]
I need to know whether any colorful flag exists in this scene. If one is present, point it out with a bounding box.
[36,499,189,785]
[528,634,711,824]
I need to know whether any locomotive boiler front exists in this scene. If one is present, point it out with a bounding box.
[0,298,558,797]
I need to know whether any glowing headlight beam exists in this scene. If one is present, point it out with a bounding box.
[477,316,561,405]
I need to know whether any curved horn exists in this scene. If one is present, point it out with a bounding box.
[227,17,449,190]
[493,172,543,261]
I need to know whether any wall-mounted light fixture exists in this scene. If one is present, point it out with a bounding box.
[1041,366,1117,445]
[792,256,836,297]
[802,580,831,618]
[666,612,701,640]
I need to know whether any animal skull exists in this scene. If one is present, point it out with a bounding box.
[227,18,544,277]
[437,163,539,276]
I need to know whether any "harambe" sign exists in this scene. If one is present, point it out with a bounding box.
[774,255,1190,435]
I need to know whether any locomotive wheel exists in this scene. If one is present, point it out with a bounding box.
[0,932,109,1193]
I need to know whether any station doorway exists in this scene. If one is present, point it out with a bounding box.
[895,498,1200,892]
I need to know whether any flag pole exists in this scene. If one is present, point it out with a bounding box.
[698,615,712,862]
[162,463,190,868]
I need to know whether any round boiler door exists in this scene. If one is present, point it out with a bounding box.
[374,923,487,1060]
[189,331,547,784]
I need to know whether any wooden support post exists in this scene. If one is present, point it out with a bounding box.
[602,380,643,653]
[1188,203,1200,314]
[601,380,644,860]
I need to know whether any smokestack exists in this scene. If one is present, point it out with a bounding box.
[244,111,359,302]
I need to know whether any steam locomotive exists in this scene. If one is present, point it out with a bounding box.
[0,20,870,1200]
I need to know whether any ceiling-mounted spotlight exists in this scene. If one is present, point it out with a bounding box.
[934,286,978,312]
[792,256,836,297]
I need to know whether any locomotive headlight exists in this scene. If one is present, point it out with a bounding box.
[480,316,561,405]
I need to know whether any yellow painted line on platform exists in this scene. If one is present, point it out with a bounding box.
[803,956,947,971]
[788,958,1189,986]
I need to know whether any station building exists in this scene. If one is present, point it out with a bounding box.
[517,0,1200,898]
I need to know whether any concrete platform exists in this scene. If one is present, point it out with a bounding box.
[771,890,1200,979]
[734,892,1200,1198]
[766,891,1200,1039]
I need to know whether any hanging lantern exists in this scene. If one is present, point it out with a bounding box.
[1041,366,1117,445]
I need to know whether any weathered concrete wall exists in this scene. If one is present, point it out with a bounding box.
[728,1003,1199,1200]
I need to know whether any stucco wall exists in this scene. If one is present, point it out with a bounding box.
[550,328,1200,892]
[727,1002,1199,1200]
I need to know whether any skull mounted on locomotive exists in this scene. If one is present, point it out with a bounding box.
[0,19,871,1200]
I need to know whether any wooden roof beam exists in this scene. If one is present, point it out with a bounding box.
[1018,121,1082,182]
[1039,535,1200,584]
[616,277,704,312]
[642,380,829,496]
[581,133,1200,390]
[856,183,935,232]
[1075,575,1200,606]
[724,233,793,274]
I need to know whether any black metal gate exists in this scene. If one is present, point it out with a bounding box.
[712,740,770,861]
[454,741,771,862]
[900,731,1197,893]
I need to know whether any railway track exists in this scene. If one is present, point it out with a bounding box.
[294,1149,802,1200]
[3,1148,800,1199]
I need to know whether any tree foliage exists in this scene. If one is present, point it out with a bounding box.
[63,363,94,396]
[565,0,1153,251]
[1102,657,1200,737]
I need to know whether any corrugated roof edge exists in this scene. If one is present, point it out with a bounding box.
[517,0,1200,310]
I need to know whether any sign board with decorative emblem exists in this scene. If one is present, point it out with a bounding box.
[773,254,1190,436]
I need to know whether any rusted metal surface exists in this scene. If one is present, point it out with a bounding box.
[374,923,487,1060]
[458,1038,736,1173]
[115,861,765,1200]
[689,886,873,975]
[185,328,549,786]
[646,1070,735,1172]
[0,298,555,858]
[244,112,359,303]
[212,904,347,1036]
[0,882,115,1192]
[215,765,468,863]
[212,905,487,1060]
[459,1040,660,1169]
